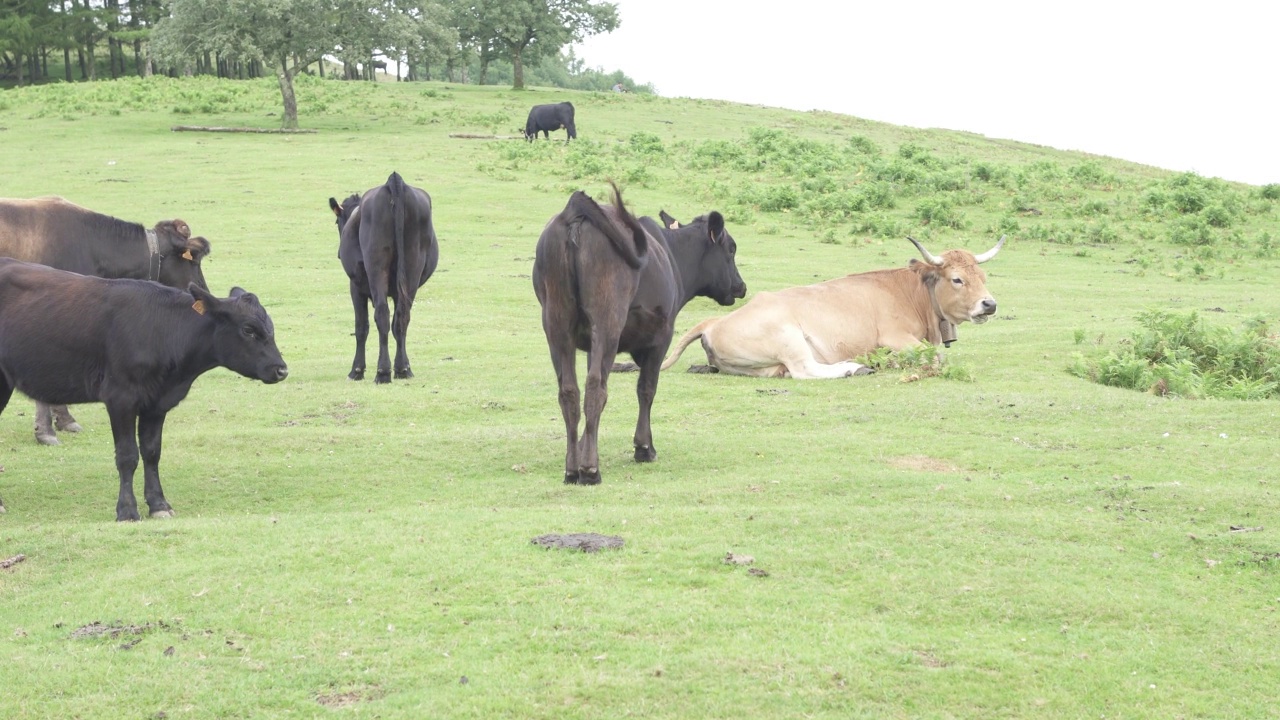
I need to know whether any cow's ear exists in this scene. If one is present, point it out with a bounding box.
[707,211,725,243]
[189,284,218,316]
[182,236,210,262]
[172,220,192,239]
[908,259,942,287]
[659,210,681,230]
[329,197,342,218]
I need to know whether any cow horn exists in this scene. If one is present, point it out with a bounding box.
[974,235,1006,264]
[907,236,945,266]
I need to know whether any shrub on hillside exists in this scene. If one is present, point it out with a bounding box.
[1070,310,1280,399]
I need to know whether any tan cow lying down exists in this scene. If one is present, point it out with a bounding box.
[661,235,1004,379]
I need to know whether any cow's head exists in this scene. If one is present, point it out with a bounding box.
[907,235,1004,325]
[189,284,289,385]
[679,211,747,306]
[329,195,361,235]
[154,219,211,291]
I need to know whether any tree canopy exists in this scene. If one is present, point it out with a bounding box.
[2,0,628,128]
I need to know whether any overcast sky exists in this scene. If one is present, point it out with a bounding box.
[573,1,1278,186]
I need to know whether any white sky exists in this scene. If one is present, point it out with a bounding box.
[573,1,1278,186]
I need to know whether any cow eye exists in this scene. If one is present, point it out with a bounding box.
[951,277,964,285]
[242,325,259,340]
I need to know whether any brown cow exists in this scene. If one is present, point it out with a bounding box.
[661,235,1004,379]
[533,185,746,485]
[0,196,211,444]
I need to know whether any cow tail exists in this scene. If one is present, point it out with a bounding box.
[387,171,411,307]
[569,183,647,269]
[661,316,720,370]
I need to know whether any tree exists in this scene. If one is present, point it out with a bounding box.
[152,0,341,128]
[1,0,59,85]
[459,0,618,90]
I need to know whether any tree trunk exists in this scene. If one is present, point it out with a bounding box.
[480,59,489,85]
[277,59,299,130]
[62,0,72,81]
[511,48,523,89]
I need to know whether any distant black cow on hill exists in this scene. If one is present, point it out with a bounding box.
[525,102,577,142]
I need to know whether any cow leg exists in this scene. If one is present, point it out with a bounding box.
[365,272,394,383]
[0,379,8,512]
[578,322,627,485]
[34,401,59,446]
[53,404,82,433]
[631,348,662,463]
[392,298,413,379]
[348,280,369,381]
[106,405,142,522]
[772,329,868,379]
[553,344,582,484]
[138,411,174,518]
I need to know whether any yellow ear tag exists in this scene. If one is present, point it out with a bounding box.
[192,300,206,315]
[182,249,194,261]
[669,221,680,230]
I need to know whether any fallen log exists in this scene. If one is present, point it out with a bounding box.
[448,133,524,140]
[171,126,318,134]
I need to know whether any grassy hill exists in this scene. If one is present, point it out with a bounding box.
[1,76,1277,719]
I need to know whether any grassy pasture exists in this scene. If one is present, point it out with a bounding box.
[1,76,1278,718]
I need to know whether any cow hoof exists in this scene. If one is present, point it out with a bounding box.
[634,445,657,462]
[564,471,580,484]
[150,509,175,519]
[57,421,83,433]
[394,368,414,379]
[35,434,60,446]
[374,372,392,384]
[853,366,875,376]
[571,469,602,486]
[116,512,141,523]
[612,361,639,373]
[348,370,365,381]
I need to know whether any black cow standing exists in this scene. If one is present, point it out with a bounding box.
[524,102,577,142]
[532,184,747,485]
[328,172,439,383]
[0,196,212,445]
[0,259,287,520]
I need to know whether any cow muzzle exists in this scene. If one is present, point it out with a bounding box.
[263,364,289,384]
[970,298,997,323]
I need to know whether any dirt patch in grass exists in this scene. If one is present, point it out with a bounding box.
[887,455,962,473]
[532,533,624,553]
[915,650,949,668]
[69,621,162,640]
[317,685,383,708]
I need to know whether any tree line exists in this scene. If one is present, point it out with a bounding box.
[1,0,638,128]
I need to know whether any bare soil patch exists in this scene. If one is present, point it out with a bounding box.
[69,621,160,640]
[887,455,962,473]
[532,533,624,553]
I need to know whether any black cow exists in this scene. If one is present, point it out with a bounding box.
[0,259,287,520]
[327,172,439,383]
[524,102,577,142]
[532,184,747,485]
[0,196,212,445]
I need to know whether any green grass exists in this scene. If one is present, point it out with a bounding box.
[1,76,1278,719]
